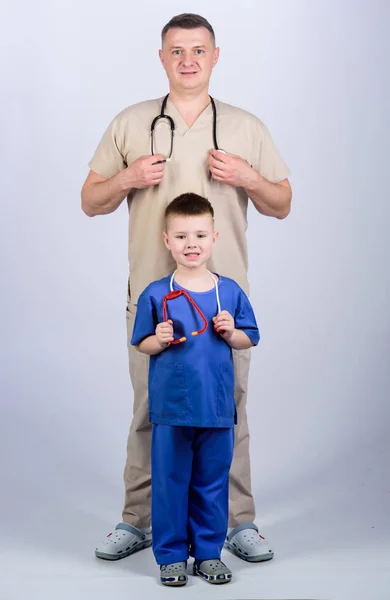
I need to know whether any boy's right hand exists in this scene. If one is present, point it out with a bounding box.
[155,320,174,348]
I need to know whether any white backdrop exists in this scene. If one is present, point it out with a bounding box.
[1,1,389,599]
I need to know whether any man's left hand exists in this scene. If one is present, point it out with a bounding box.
[208,149,256,188]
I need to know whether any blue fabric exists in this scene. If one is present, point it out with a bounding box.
[131,274,259,427]
[151,424,234,564]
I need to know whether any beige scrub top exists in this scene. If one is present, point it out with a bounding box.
[89,97,290,305]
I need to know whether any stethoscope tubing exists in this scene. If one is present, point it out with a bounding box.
[151,94,225,162]
[162,270,222,344]
[170,269,221,314]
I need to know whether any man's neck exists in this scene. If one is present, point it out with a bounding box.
[168,88,211,128]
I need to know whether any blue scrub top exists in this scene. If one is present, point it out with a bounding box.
[131,274,260,427]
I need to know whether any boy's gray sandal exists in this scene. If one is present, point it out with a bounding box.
[95,523,152,560]
[193,559,232,584]
[160,561,188,586]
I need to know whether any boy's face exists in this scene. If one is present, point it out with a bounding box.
[163,213,218,269]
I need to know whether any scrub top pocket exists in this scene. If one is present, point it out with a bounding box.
[149,362,187,417]
[217,361,235,418]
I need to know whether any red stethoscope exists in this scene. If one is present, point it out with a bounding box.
[163,270,221,344]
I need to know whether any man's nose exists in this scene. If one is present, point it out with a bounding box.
[181,51,195,66]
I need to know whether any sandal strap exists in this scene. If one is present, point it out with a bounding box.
[226,522,258,541]
[115,522,146,540]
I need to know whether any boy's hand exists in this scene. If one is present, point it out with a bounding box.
[155,319,174,348]
[213,311,235,340]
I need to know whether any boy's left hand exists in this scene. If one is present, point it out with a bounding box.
[213,310,235,340]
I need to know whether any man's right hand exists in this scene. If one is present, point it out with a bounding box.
[119,154,166,190]
[81,154,166,217]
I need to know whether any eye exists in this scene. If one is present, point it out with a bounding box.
[197,234,207,238]
[172,49,182,55]
[195,49,204,55]
[176,235,185,239]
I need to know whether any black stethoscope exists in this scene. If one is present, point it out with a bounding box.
[150,94,226,162]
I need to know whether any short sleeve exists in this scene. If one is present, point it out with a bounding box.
[252,121,290,183]
[130,290,157,346]
[234,289,260,346]
[88,116,127,178]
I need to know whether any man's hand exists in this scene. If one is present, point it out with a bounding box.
[119,154,166,190]
[213,310,235,340]
[155,319,174,348]
[208,149,257,188]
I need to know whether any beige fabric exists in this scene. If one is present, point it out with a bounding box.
[124,304,254,528]
[89,97,290,303]
[89,96,289,528]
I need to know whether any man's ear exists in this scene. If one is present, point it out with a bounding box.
[212,47,220,68]
[159,49,165,68]
[213,231,219,245]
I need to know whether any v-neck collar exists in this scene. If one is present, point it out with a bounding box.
[163,96,214,135]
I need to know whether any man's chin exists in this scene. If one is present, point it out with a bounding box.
[177,77,202,88]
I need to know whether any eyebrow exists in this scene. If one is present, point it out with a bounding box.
[173,230,210,234]
[169,45,207,50]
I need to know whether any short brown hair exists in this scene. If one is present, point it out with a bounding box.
[165,193,214,224]
[161,13,215,44]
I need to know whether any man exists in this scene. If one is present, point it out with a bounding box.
[82,13,291,564]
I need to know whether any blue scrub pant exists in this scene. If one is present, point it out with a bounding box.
[151,424,234,565]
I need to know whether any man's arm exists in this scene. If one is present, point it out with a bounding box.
[81,154,166,217]
[244,174,292,219]
[81,170,129,217]
[208,149,292,219]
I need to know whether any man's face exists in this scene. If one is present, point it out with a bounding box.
[159,27,219,93]
[163,213,218,269]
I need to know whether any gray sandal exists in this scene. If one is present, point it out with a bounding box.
[160,561,188,586]
[95,523,152,560]
[193,559,232,584]
[225,522,274,562]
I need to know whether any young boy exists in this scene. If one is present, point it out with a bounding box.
[131,193,260,587]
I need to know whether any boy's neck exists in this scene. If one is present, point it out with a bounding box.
[174,265,216,292]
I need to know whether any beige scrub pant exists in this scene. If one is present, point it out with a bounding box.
[122,298,256,529]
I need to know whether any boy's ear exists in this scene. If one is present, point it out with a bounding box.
[213,231,219,245]
[163,231,170,249]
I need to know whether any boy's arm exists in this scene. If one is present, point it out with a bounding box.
[222,329,255,351]
[137,335,166,355]
[213,311,255,350]
[136,320,174,355]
